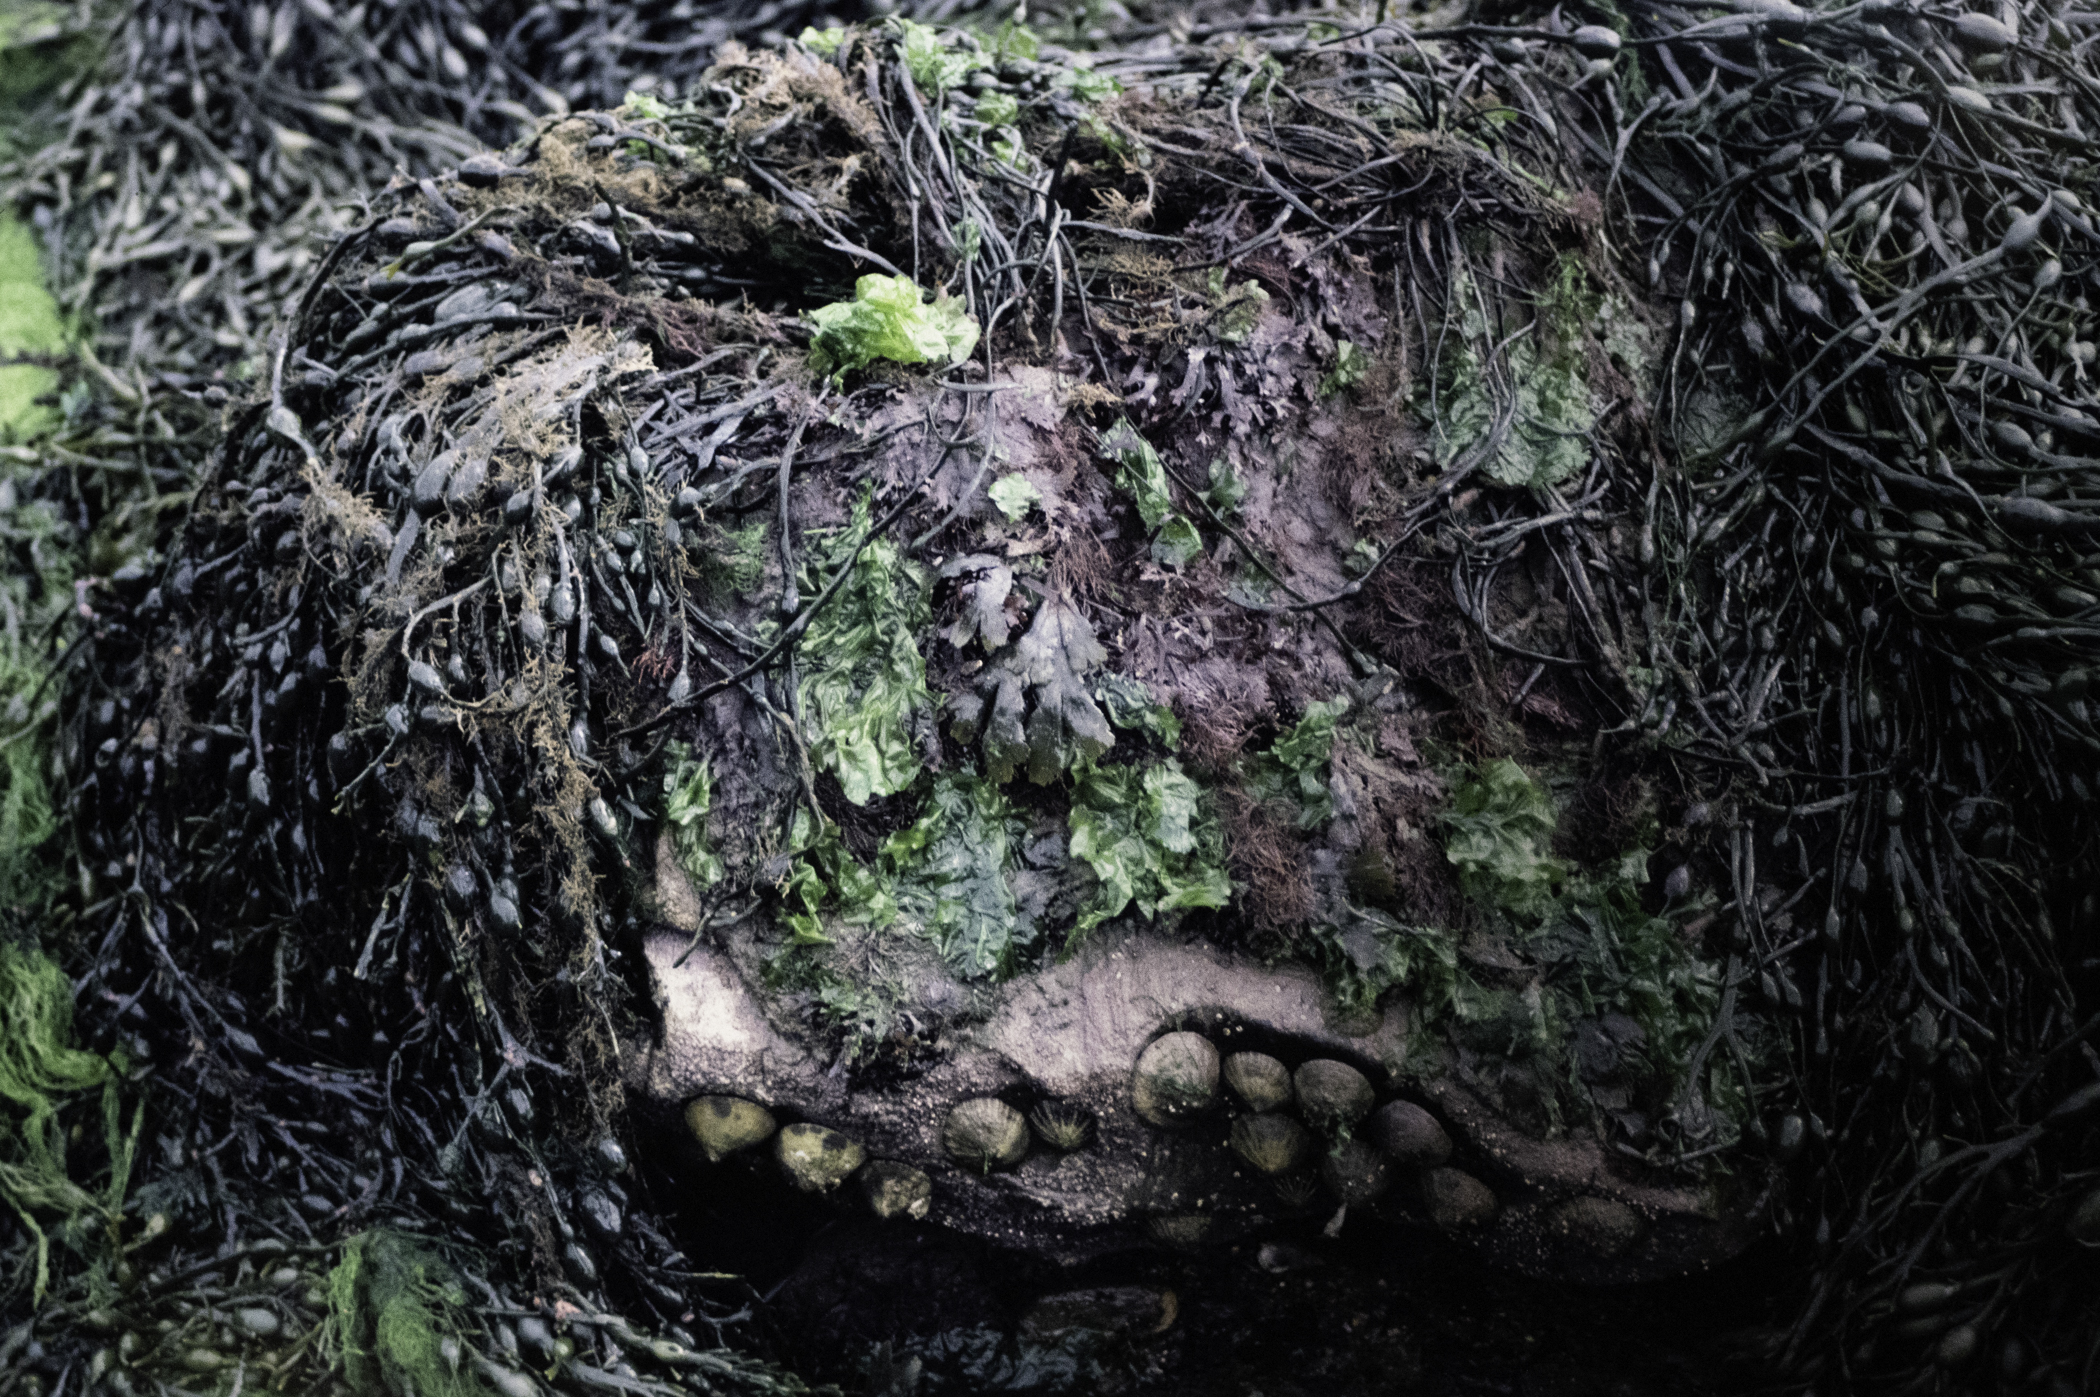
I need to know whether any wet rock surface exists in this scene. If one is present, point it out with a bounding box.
[637,916,1756,1285]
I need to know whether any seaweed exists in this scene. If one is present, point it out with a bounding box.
[327,1231,489,1397]
[1067,758,1230,933]
[663,742,724,889]
[885,774,1030,979]
[1440,759,1566,918]
[0,940,134,1301]
[806,274,981,383]
[1097,420,1204,568]
[796,498,933,806]
[1242,698,1349,829]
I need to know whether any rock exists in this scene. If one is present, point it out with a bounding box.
[684,1095,777,1163]
[1320,1138,1391,1206]
[775,1124,866,1193]
[1229,1113,1311,1176]
[1131,1032,1220,1128]
[942,1098,1030,1172]
[1367,1100,1451,1167]
[1549,1196,1644,1258]
[1293,1058,1375,1132]
[1422,1168,1500,1230]
[1019,1286,1177,1339]
[1223,1051,1293,1112]
[859,1160,933,1221]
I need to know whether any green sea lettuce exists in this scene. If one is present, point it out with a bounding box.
[807,273,980,381]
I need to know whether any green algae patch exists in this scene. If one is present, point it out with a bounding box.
[887,773,1031,979]
[0,939,136,1300]
[795,497,933,805]
[1243,697,1349,829]
[806,272,980,383]
[1068,758,1230,932]
[0,213,66,440]
[327,1232,492,1397]
[1441,759,1565,918]
[663,742,724,889]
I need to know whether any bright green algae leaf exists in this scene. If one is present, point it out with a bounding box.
[987,472,1041,521]
[1068,758,1230,931]
[662,742,723,888]
[1243,697,1348,828]
[1320,340,1372,398]
[1093,672,1181,749]
[799,25,847,57]
[796,497,933,805]
[0,213,66,439]
[777,777,1030,980]
[1099,419,1174,528]
[975,90,1019,126]
[1441,758,1565,917]
[898,19,984,92]
[806,273,981,382]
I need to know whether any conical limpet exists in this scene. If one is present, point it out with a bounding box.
[943,1097,1030,1172]
[1222,1051,1292,1113]
[1293,1059,1375,1132]
[1229,1113,1311,1176]
[1131,1032,1220,1128]
[1367,1100,1451,1167]
[774,1123,866,1193]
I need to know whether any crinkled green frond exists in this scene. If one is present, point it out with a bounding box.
[806,273,980,381]
[796,496,933,806]
[1243,697,1348,828]
[327,1231,489,1397]
[1442,758,1565,917]
[662,742,723,888]
[884,774,1030,979]
[1068,759,1230,932]
[1097,420,1205,568]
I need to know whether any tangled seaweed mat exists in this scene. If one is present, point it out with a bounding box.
[5,8,2099,1397]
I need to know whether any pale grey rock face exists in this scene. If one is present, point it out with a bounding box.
[629,868,1760,1281]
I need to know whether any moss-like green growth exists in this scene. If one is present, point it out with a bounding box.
[0,213,66,439]
[0,939,134,1299]
[327,1231,490,1397]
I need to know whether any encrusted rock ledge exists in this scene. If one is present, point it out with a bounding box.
[632,847,1759,1281]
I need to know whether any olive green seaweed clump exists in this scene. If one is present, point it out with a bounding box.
[0,938,135,1301]
[327,1231,491,1397]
